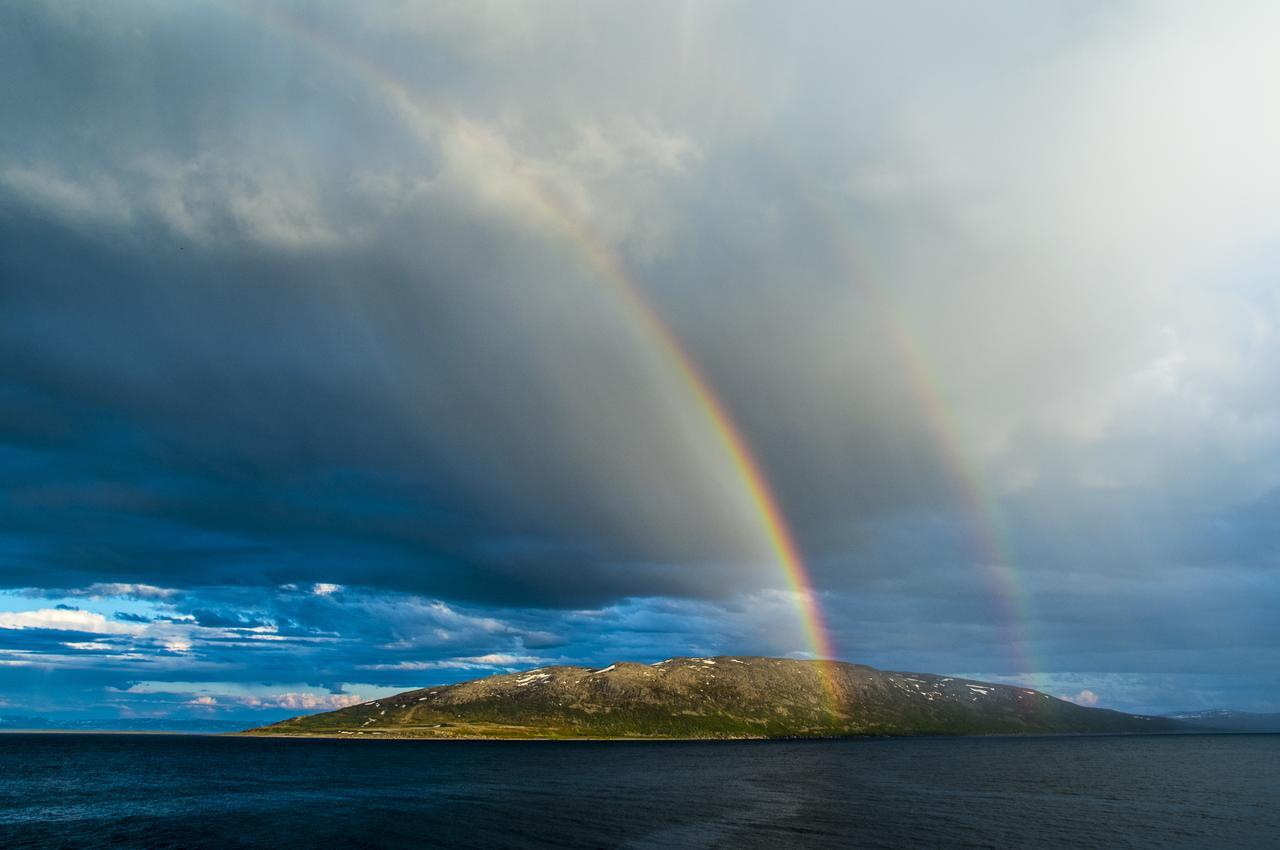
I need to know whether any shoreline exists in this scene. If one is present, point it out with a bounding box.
[0,728,1263,740]
[234,731,775,741]
[232,728,1238,742]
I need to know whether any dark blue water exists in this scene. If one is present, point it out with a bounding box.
[0,733,1275,848]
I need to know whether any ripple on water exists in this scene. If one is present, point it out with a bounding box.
[0,733,1276,848]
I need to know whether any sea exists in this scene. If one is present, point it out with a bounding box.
[0,733,1275,848]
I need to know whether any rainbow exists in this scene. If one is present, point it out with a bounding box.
[805,190,1041,683]
[887,306,1040,681]
[652,46,1043,686]
[226,4,844,705]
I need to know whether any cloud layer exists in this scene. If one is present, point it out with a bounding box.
[2,1,1279,718]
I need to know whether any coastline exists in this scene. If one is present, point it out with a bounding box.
[232,729,1227,742]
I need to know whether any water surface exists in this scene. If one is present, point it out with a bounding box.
[0,733,1275,848]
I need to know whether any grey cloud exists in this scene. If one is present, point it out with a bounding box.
[2,1,1279,715]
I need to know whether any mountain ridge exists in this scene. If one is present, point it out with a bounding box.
[244,656,1187,739]
[1162,709,1280,733]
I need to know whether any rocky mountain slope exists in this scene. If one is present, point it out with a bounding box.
[244,655,1182,737]
[245,657,1186,739]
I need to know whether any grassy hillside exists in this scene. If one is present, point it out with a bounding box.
[244,657,1185,740]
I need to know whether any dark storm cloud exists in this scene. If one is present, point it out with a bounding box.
[2,1,1280,717]
[0,161,762,603]
[0,1,975,605]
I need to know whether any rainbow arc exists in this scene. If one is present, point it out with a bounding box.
[231,3,845,711]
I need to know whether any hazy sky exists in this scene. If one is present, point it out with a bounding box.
[2,0,1278,723]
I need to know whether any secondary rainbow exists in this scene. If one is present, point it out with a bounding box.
[675,57,1045,685]
[805,190,1042,683]
[227,4,843,695]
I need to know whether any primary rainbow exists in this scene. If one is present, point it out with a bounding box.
[229,4,843,702]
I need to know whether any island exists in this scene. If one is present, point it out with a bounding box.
[242,657,1186,739]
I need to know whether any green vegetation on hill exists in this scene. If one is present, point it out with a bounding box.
[244,657,1186,740]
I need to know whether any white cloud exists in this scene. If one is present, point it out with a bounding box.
[239,692,364,710]
[0,608,143,636]
[134,681,368,711]
[0,166,131,228]
[1064,689,1100,707]
[62,641,116,651]
[2,154,348,251]
[77,584,179,600]
[360,652,544,672]
[871,0,1280,500]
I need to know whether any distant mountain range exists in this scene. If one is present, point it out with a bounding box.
[1163,709,1280,733]
[0,716,248,734]
[245,656,1188,740]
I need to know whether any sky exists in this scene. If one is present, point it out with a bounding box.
[1,0,1278,725]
